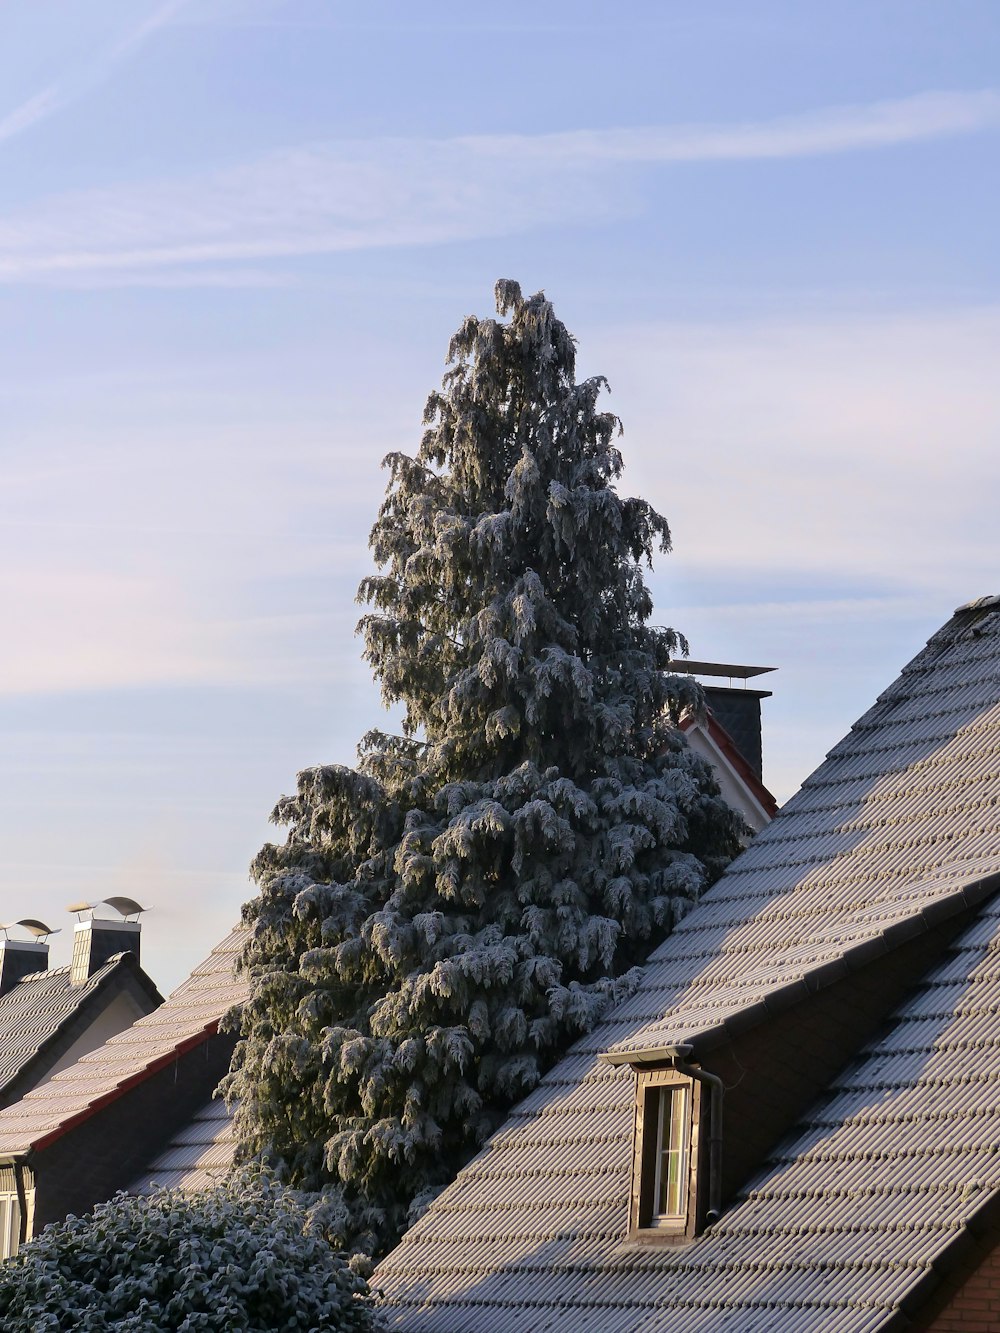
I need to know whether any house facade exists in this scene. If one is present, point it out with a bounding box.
[0,924,247,1255]
[376,595,1000,1332]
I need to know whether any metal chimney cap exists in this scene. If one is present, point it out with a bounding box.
[669,660,776,680]
[102,897,147,920]
[0,919,58,940]
[66,898,148,921]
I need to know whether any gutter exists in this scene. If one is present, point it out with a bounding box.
[600,868,1000,1068]
[13,1157,28,1248]
[682,1058,724,1223]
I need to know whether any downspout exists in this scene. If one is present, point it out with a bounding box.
[664,1045,724,1224]
[13,1158,28,1248]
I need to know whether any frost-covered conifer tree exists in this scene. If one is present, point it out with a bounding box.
[224,280,743,1252]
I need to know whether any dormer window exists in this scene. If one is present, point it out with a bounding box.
[623,1052,723,1243]
[651,1082,691,1224]
[0,1190,22,1259]
[630,1069,702,1240]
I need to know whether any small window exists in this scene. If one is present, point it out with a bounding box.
[0,1194,20,1261]
[651,1082,691,1223]
[629,1069,704,1242]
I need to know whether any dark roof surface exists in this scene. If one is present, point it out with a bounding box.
[0,925,248,1157]
[129,1097,236,1195]
[376,600,1000,1330]
[0,954,161,1097]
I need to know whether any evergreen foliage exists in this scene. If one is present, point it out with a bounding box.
[0,1175,378,1332]
[224,280,743,1253]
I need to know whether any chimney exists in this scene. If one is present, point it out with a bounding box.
[68,898,145,986]
[671,660,776,781]
[0,920,56,996]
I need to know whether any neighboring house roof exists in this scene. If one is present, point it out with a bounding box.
[0,954,162,1107]
[376,597,1000,1331]
[0,925,248,1160]
[679,711,778,829]
[129,1097,237,1195]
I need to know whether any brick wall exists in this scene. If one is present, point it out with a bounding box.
[920,1234,1000,1332]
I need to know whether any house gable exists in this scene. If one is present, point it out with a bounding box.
[0,954,162,1112]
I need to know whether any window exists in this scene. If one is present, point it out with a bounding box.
[0,1193,20,1261]
[651,1082,691,1223]
[629,1069,706,1242]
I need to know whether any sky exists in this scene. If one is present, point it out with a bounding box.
[1,0,998,993]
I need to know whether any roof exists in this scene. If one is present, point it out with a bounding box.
[375,598,1000,1330]
[0,953,162,1099]
[0,925,248,1158]
[129,1097,236,1195]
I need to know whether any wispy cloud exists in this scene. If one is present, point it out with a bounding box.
[0,87,63,145]
[0,0,193,150]
[43,266,295,291]
[0,88,996,284]
[592,304,1000,598]
[470,88,1000,163]
[108,0,197,61]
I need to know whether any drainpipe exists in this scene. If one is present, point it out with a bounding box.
[665,1044,724,1224]
[13,1159,28,1248]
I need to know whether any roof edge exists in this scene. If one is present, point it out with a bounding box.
[954,593,1000,614]
[0,1018,221,1162]
[680,714,779,820]
[881,1185,1000,1328]
[601,868,1000,1067]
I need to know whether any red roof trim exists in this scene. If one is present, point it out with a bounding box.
[29,1019,221,1154]
[680,711,779,818]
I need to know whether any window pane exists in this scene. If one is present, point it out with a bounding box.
[0,1194,21,1260]
[651,1084,689,1221]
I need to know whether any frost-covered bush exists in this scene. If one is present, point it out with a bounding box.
[0,1175,379,1332]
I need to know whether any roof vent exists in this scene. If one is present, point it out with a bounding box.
[67,899,147,986]
[0,920,57,997]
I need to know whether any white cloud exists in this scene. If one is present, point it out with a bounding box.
[107,0,197,61]
[592,305,1000,599]
[0,89,996,283]
[469,89,1000,164]
[0,571,230,694]
[0,0,194,151]
[0,87,62,144]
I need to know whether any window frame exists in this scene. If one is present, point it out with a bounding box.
[629,1068,705,1243]
[0,1192,21,1261]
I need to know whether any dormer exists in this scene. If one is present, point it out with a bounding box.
[602,867,999,1243]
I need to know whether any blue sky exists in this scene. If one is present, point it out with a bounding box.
[2,0,999,991]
